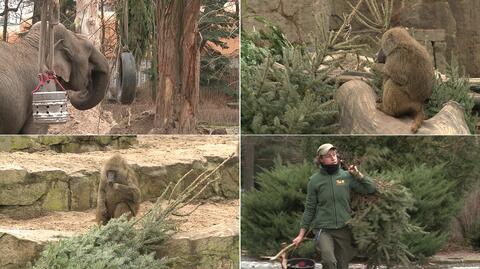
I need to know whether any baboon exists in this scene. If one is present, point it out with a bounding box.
[373,27,434,133]
[96,154,141,225]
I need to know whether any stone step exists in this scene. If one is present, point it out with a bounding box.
[0,200,239,269]
[0,135,137,153]
[0,136,239,219]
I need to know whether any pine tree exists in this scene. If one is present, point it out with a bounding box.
[116,0,156,64]
[240,12,367,134]
[241,25,339,134]
[426,63,477,133]
[348,178,422,269]
[382,164,461,258]
[199,0,238,87]
[32,216,173,269]
[241,159,318,257]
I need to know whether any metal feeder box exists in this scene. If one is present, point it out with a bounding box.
[32,91,69,124]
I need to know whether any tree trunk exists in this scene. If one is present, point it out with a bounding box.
[99,0,107,54]
[155,0,201,134]
[242,138,255,191]
[336,79,471,135]
[2,0,8,42]
[75,0,100,48]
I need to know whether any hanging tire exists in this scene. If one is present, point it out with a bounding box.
[116,51,137,104]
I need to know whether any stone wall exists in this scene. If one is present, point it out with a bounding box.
[242,0,330,43]
[0,157,239,219]
[0,136,137,153]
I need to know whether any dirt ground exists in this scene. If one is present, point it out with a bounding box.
[47,87,239,135]
[0,135,238,172]
[432,250,480,263]
[0,200,239,236]
[47,105,116,135]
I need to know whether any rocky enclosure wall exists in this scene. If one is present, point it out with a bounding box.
[0,157,238,219]
[0,136,137,153]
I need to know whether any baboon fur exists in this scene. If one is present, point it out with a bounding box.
[373,27,434,133]
[96,154,141,225]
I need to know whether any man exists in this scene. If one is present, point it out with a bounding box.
[292,143,376,269]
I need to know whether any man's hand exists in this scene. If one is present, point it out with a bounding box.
[348,165,364,180]
[293,228,306,247]
[293,234,303,247]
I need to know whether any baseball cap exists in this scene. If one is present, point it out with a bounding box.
[316,143,336,156]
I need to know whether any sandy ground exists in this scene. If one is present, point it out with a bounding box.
[46,88,239,135]
[433,250,480,263]
[0,135,238,173]
[0,200,239,236]
[47,105,116,135]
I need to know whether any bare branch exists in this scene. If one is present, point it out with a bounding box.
[0,0,24,16]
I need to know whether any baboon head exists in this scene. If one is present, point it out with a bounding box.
[103,154,130,185]
[379,27,411,57]
[375,27,412,63]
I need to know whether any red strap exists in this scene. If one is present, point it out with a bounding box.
[32,71,67,93]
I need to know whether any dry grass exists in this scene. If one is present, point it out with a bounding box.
[199,88,239,126]
[198,102,238,126]
[101,85,238,129]
[101,86,155,124]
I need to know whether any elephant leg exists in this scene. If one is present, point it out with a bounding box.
[20,114,48,134]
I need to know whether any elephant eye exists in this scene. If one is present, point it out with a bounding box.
[63,47,73,59]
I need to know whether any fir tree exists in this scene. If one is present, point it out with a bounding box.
[116,0,156,65]
[241,11,366,134]
[382,164,461,258]
[199,0,238,87]
[241,159,318,257]
[241,26,339,134]
[426,63,477,134]
[348,178,422,269]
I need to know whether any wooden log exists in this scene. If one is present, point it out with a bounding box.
[470,78,480,87]
[336,79,471,134]
[468,92,480,106]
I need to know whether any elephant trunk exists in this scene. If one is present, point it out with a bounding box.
[68,48,109,110]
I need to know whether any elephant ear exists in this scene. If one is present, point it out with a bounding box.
[53,39,72,82]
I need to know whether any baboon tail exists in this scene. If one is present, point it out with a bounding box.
[411,108,425,133]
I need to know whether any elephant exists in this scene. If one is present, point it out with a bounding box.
[0,23,110,134]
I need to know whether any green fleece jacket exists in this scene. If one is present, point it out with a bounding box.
[300,166,376,230]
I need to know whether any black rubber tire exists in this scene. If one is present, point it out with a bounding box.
[471,85,480,93]
[116,52,137,104]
